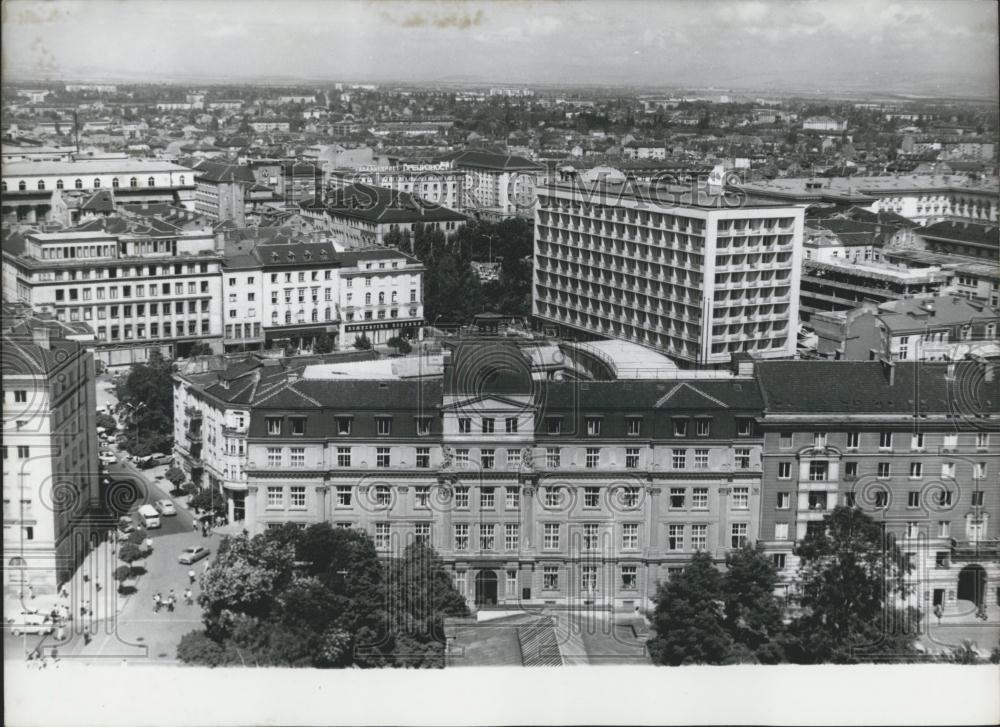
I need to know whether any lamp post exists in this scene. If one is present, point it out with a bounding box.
[480,234,494,264]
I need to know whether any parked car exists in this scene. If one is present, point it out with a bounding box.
[99,452,117,465]
[7,611,54,636]
[178,546,210,565]
[117,516,137,534]
[154,499,176,516]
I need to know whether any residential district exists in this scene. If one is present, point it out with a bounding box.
[2,81,998,667]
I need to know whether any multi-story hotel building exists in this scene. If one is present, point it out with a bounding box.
[327,163,465,212]
[755,359,1000,612]
[2,218,225,366]
[2,315,99,596]
[438,150,544,219]
[214,340,765,610]
[533,181,804,367]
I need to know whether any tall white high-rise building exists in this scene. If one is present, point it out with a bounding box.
[533,181,804,367]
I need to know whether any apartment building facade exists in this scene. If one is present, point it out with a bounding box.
[3,320,99,596]
[756,360,1000,612]
[327,164,464,212]
[2,221,226,366]
[533,181,804,367]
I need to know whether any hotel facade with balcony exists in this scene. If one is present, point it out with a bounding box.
[755,359,1000,613]
[533,181,804,367]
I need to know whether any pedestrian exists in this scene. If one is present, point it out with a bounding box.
[188,569,196,585]
[80,604,87,618]
[153,593,161,613]
[28,584,35,599]
[83,574,89,584]
[192,520,199,533]
[95,579,102,593]
[167,591,176,613]
[145,537,153,552]
[184,588,193,606]
[934,604,943,625]
[83,631,91,646]
[56,624,66,642]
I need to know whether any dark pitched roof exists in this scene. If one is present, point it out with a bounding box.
[192,160,256,184]
[438,149,542,171]
[756,360,1000,416]
[81,189,115,212]
[918,221,999,246]
[325,183,466,224]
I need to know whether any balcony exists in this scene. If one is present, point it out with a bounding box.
[951,539,1000,560]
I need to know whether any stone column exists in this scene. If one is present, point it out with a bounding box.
[246,486,258,536]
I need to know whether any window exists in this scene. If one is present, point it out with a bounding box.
[692,487,708,510]
[455,449,470,466]
[777,462,791,479]
[504,417,518,433]
[844,461,858,479]
[941,462,956,479]
[289,487,306,508]
[626,447,640,469]
[481,417,495,434]
[290,418,306,436]
[335,417,352,435]
[585,447,601,468]
[732,487,749,510]
[454,487,469,509]
[813,432,827,448]
[909,462,923,479]
[911,432,925,450]
[506,449,521,469]
[499,523,520,553]
[971,491,984,507]
[779,432,793,449]
[695,419,711,437]
[778,492,791,510]
[736,418,752,436]
[480,487,495,508]
[543,523,560,550]
[669,487,686,509]
[621,523,639,550]
[772,554,787,570]
[879,432,893,450]
[672,449,687,469]
[266,417,282,435]
[415,417,432,436]
[874,490,889,508]
[581,566,597,592]
[336,485,352,506]
[691,524,708,551]
[877,462,891,479]
[771,521,789,542]
[543,566,558,590]
[584,487,600,508]
[974,463,987,479]
[337,447,352,467]
[846,431,859,449]
[586,417,602,436]
[808,492,827,511]
[580,523,600,551]
[976,432,990,450]
[668,524,685,551]
[480,449,495,470]
[267,487,283,507]
[414,523,431,545]
[808,461,828,481]
[375,523,390,549]
[479,524,496,550]
[544,488,561,508]
[545,417,562,435]
[673,419,688,437]
[938,521,950,538]
[731,523,748,549]
[689,448,707,469]
[267,448,282,467]
[621,565,637,590]
[626,417,642,436]
[546,447,560,468]
[734,448,751,469]
[415,447,430,469]
[503,488,520,511]
[458,417,471,434]
[376,417,392,436]
[936,489,953,507]
[454,524,469,550]
[620,487,639,508]
[415,485,430,508]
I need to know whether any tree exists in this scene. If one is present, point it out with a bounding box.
[314,333,335,354]
[187,341,213,357]
[165,466,186,489]
[721,546,787,664]
[648,552,734,665]
[190,489,227,518]
[118,543,144,580]
[386,336,412,355]
[353,334,372,350]
[96,413,117,431]
[786,506,920,664]
[118,351,175,456]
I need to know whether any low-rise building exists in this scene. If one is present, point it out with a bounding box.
[191,160,257,225]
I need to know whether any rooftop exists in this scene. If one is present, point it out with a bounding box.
[2,158,194,178]
[739,174,999,201]
[876,295,998,331]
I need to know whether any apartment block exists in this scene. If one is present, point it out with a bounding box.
[533,180,804,366]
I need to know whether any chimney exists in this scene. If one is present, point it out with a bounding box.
[880,358,895,386]
[32,326,51,350]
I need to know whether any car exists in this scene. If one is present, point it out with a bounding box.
[178,546,210,565]
[99,453,117,465]
[7,611,54,637]
[154,499,176,516]
[117,516,137,534]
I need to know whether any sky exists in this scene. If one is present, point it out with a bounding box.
[2,0,998,96]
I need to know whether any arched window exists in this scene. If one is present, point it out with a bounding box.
[18,180,26,191]
[129,177,138,188]
[74,179,83,189]
[37,180,46,190]
[179,175,185,185]
[284,311,291,324]
[56,179,64,189]
[378,292,385,303]
[365,292,372,304]
[271,311,278,323]
[324,307,331,321]
[311,309,318,322]
[93,178,101,189]
[147,177,155,187]
[112,177,119,188]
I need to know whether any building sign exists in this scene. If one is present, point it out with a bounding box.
[345,320,420,333]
